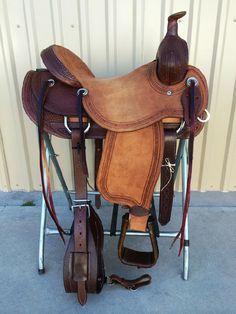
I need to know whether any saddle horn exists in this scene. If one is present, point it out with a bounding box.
[156,11,188,85]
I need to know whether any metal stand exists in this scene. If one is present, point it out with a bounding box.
[38,135,189,280]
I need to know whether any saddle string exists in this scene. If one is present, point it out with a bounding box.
[37,80,65,242]
[86,179,95,191]
[171,79,196,255]
[160,158,175,191]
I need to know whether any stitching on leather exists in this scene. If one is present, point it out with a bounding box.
[43,47,77,82]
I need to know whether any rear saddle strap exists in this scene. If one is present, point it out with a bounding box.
[118,213,159,268]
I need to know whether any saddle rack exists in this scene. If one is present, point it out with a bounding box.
[38,132,190,281]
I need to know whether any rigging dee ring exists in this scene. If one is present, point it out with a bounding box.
[176,109,210,134]
[63,116,91,135]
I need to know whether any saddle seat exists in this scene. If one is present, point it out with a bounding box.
[41,45,207,132]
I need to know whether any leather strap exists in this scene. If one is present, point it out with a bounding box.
[37,80,65,241]
[172,81,198,255]
[118,213,159,268]
[109,274,151,290]
[159,129,177,225]
[70,129,88,305]
[94,139,103,208]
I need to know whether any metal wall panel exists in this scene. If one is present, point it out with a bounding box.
[0,0,235,192]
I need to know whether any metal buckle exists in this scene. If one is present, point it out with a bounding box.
[71,202,90,217]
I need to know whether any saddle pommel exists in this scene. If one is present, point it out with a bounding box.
[156,11,188,85]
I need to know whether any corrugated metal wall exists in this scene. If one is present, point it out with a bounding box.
[0,0,236,192]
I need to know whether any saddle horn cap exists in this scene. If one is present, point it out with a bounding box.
[167,11,186,36]
[156,11,188,85]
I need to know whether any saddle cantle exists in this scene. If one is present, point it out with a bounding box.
[21,11,209,304]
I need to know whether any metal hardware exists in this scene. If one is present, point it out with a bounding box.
[47,79,55,87]
[74,198,91,203]
[197,109,210,123]
[77,88,88,96]
[71,203,90,217]
[186,76,199,86]
[63,116,91,134]
[176,109,210,134]
[166,90,172,96]
[107,277,115,286]
[176,120,185,134]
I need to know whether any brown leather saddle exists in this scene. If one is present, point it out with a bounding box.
[22,12,208,304]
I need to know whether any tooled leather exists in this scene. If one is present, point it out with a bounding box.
[22,71,106,139]
[22,69,207,139]
[41,45,95,87]
[41,46,78,84]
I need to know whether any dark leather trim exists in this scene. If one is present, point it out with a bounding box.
[159,129,177,225]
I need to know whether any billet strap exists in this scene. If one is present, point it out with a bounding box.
[172,79,198,255]
[94,139,103,208]
[109,274,151,290]
[37,79,65,241]
[70,129,89,305]
[118,213,159,268]
[159,129,177,225]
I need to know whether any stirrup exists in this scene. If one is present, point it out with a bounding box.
[118,213,159,268]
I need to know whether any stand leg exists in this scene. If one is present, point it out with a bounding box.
[38,145,50,274]
[174,139,185,181]
[151,198,159,237]
[181,141,189,280]
[110,204,119,236]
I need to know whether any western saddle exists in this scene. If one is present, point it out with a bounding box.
[22,12,209,305]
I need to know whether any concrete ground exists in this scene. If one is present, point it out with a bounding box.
[0,191,235,314]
